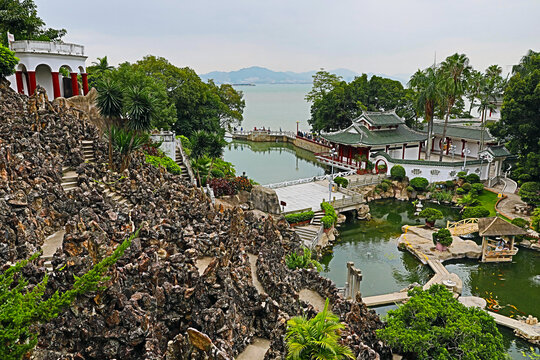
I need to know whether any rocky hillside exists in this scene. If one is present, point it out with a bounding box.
[0,81,390,359]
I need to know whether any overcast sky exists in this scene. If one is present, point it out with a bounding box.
[35,0,539,77]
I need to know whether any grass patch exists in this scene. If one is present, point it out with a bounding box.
[476,190,499,217]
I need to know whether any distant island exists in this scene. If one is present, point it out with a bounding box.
[200,66,409,85]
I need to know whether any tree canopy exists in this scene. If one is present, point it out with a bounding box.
[307,71,415,132]
[377,285,506,360]
[491,50,540,183]
[0,0,66,46]
[0,44,18,78]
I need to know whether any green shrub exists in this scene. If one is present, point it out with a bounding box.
[462,206,490,218]
[531,208,540,232]
[432,190,453,203]
[418,208,443,223]
[285,211,315,224]
[145,154,182,175]
[213,158,236,177]
[462,182,472,191]
[471,183,484,194]
[456,187,467,195]
[432,228,453,247]
[376,285,506,359]
[177,134,192,156]
[0,44,19,78]
[457,171,468,180]
[511,217,530,229]
[286,299,354,360]
[466,173,481,184]
[285,247,322,271]
[457,193,479,207]
[382,179,393,187]
[406,185,414,193]
[445,180,455,189]
[518,182,540,206]
[410,177,429,191]
[333,176,348,188]
[390,165,406,181]
[210,168,225,178]
[379,182,390,192]
[321,215,334,229]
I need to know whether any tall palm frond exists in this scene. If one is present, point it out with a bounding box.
[124,85,155,132]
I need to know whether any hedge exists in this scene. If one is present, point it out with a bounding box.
[285,211,315,224]
[145,155,182,175]
[320,202,337,228]
[321,215,335,229]
[462,206,490,219]
[432,228,453,247]
[511,217,529,229]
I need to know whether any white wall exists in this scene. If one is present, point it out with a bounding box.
[35,65,53,98]
[404,146,419,160]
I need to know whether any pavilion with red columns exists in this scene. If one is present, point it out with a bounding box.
[7,40,88,99]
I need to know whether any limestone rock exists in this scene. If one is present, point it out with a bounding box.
[249,185,281,214]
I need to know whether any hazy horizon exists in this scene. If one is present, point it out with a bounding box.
[35,0,539,77]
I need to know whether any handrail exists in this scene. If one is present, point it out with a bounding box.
[311,224,324,249]
[264,169,357,189]
[232,130,297,139]
[283,207,312,215]
[176,139,196,185]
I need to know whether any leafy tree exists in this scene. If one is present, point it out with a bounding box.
[286,298,354,360]
[408,67,443,159]
[190,130,226,160]
[377,285,506,360]
[305,69,343,103]
[432,228,453,247]
[438,53,472,161]
[491,50,540,183]
[0,0,66,46]
[518,182,540,206]
[531,207,540,232]
[86,56,114,89]
[0,44,18,78]
[0,231,135,360]
[418,208,443,224]
[462,206,490,218]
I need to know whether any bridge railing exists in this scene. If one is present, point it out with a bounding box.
[347,174,388,188]
[232,130,296,139]
[447,218,479,235]
[264,170,357,189]
[328,193,365,210]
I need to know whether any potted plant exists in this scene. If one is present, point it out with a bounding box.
[432,228,453,251]
[418,208,443,228]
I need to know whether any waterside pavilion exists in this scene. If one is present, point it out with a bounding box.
[478,217,527,262]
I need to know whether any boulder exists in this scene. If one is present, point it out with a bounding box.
[249,186,281,214]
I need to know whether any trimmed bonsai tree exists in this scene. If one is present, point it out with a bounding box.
[518,181,540,206]
[390,165,406,181]
[409,177,429,192]
[418,208,443,227]
[432,228,453,250]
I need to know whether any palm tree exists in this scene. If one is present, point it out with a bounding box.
[91,56,114,72]
[286,298,354,360]
[464,69,483,116]
[438,53,471,161]
[409,67,443,160]
[124,85,155,132]
[476,65,505,151]
[96,78,124,169]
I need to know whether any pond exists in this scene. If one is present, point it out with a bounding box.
[320,198,539,359]
[223,139,329,185]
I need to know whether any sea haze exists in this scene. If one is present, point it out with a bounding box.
[201,66,409,85]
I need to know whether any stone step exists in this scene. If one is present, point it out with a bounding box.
[41,229,65,261]
[81,140,93,144]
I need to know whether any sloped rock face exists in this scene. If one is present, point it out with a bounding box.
[0,82,390,359]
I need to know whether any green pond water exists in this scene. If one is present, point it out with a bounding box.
[320,198,539,358]
[223,139,328,184]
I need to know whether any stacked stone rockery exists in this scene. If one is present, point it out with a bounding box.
[0,82,390,359]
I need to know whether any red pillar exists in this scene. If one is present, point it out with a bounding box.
[402,143,406,159]
[461,140,466,158]
[70,73,79,96]
[15,71,24,94]
[418,141,422,160]
[446,138,451,155]
[51,72,61,99]
[27,71,37,95]
[81,73,89,95]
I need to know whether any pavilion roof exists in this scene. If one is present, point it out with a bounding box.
[321,123,426,146]
[482,145,512,158]
[420,121,495,142]
[359,110,404,126]
[478,217,527,236]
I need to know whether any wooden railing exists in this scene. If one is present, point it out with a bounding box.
[447,218,479,235]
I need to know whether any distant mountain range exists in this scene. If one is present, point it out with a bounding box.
[200,66,410,85]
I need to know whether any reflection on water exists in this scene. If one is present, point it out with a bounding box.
[223,140,329,184]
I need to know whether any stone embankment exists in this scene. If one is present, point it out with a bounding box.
[0,82,390,359]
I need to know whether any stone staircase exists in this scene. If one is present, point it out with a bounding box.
[61,167,78,192]
[175,147,191,183]
[82,139,94,162]
[293,225,319,247]
[311,210,325,226]
[99,183,134,210]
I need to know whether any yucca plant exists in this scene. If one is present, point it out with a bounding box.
[105,126,149,171]
[286,298,354,360]
[124,85,155,133]
[96,78,124,169]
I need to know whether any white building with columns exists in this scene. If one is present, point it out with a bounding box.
[6,40,89,99]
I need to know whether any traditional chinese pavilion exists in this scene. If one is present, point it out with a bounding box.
[318,110,426,172]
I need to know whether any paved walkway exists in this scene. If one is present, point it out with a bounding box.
[298,289,326,312]
[496,193,531,221]
[274,182,349,213]
[236,338,271,360]
[247,254,266,295]
[363,292,409,307]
